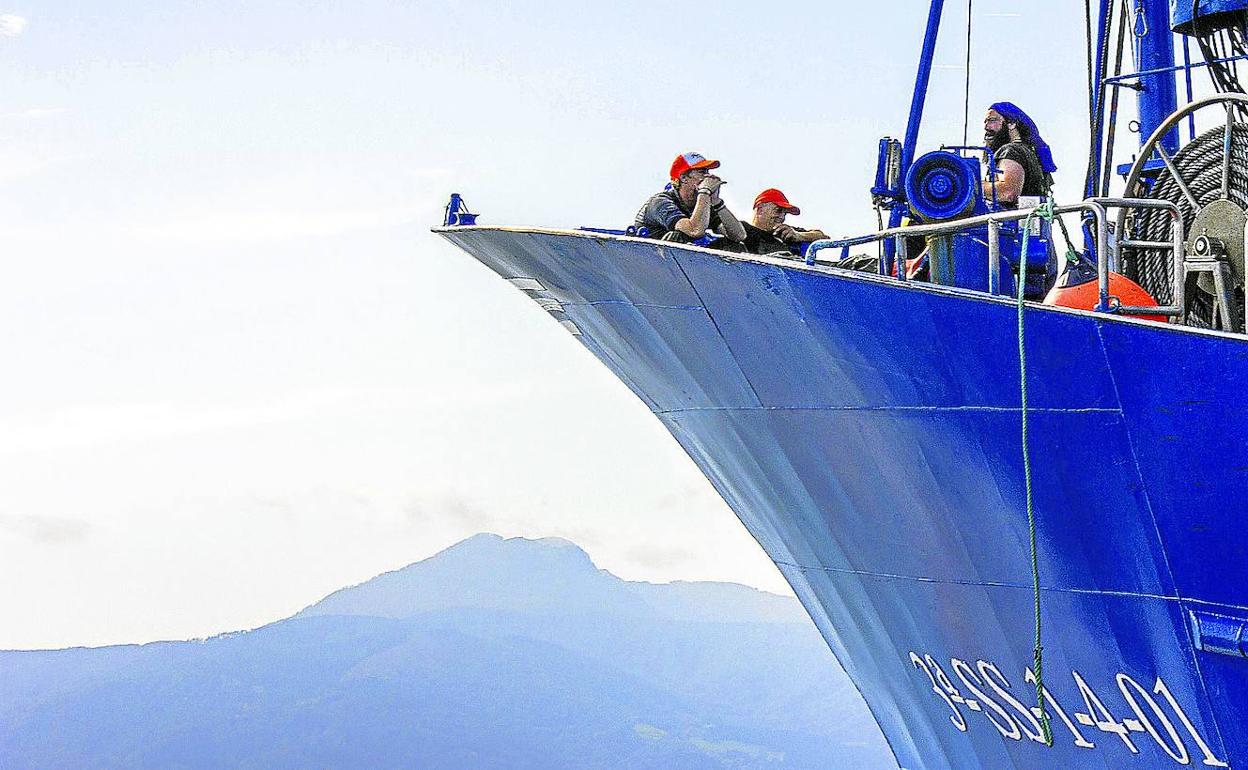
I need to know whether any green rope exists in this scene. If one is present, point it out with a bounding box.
[1018,202,1055,747]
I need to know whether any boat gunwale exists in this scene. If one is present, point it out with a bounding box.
[433,224,1248,345]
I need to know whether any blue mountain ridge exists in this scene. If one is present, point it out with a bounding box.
[0,533,897,769]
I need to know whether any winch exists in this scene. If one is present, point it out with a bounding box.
[895,149,1053,297]
[1121,54,1248,331]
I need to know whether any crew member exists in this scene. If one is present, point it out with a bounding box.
[635,152,747,251]
[979,101,1060,294]
[981,102,1057,206]
[742,188,828,256]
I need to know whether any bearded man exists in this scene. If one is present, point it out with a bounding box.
[981,102,1057,206]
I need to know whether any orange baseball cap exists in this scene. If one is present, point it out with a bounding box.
[670,152,721,180]
[754,188,800,215]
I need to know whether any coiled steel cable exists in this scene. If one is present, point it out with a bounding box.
[1127,121,1248,326]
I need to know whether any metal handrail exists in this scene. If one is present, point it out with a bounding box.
[806,196,1184,318]
[1102,53,1248,88]
[1089,197,1183,316]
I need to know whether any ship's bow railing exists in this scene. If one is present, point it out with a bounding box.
[807,198,1185,318]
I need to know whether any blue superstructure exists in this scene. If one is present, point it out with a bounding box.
[436,2,1248,767]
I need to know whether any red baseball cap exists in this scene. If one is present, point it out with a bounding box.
[670,151,721,180]
[754,188,800,215]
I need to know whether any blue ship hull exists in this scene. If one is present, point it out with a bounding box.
[437,226,1248,769]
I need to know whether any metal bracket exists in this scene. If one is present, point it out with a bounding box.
[1191,610,1248,658]
[1184,257,1240,330]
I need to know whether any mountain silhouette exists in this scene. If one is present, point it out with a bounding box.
[0,533,896,769]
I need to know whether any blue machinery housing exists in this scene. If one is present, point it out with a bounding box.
[438,1,1248,767]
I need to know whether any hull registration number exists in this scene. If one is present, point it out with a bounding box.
[909,651,1228,766]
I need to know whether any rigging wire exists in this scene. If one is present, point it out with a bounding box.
[962,0,973,146]
[1101,0,1130,198]
[1084,0,1095,198]
[1127,4,1248,328]
[1085,0,1114,200]
[1190,2,1248,116]
[1086,0,1095,129]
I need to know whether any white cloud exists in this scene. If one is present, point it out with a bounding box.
[0,14,27,36]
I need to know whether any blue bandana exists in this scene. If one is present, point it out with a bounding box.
[990,101,1057,174]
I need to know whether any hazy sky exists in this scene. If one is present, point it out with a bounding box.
[0,1,1162,649]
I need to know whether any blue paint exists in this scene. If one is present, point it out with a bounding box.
[905,151,984,222]
[433,3,1248,767]
[1135,0,1179,154]
[1086,0,1113,199]
[439,227,1246,769]
[1182,36,1196,142]
[900,0,946,186]
[873,137,902,199]
[1172,0,1248,33]
[442,193,478,226]
[1102,53,1248,86]
[887,0,946,272]
[1191,610,1248,657]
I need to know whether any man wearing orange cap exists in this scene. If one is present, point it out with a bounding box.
[634,151,746,250]
[742,188,828,256]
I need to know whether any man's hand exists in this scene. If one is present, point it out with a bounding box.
[772,224,799,243]
[697,175,724,195]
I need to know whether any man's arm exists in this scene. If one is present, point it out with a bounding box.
[774,224,828,244]
[982,158,1025,204]
[714,202,747,242]
[674,182,718,237]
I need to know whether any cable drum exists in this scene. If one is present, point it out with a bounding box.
[905,151,982,222]
[1128,121,1248,328]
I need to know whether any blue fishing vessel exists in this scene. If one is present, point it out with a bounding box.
[437,2,1248,767]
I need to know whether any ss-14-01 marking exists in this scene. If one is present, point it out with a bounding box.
[909,651,1228,766]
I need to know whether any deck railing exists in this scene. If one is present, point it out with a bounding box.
[806,197,1185,319]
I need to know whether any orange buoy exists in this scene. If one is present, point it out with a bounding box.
[1044,271,1167,323]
